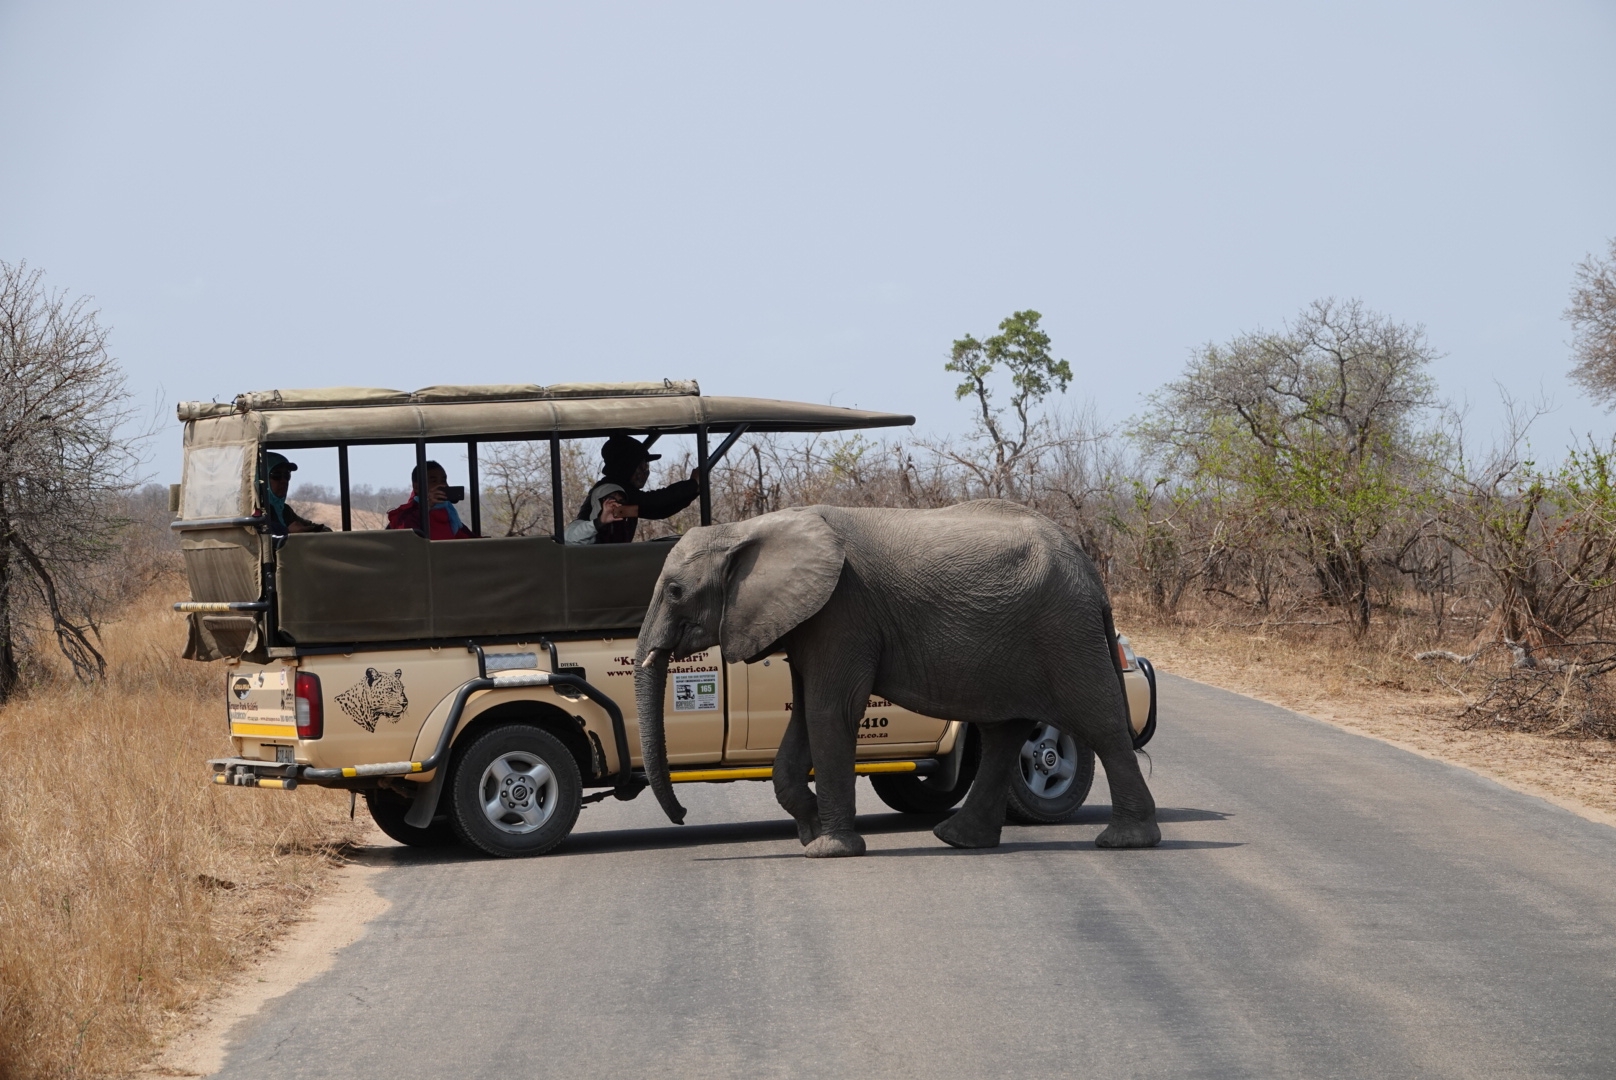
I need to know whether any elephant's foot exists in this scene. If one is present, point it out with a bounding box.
[794,813,823,847]
[1095,817,1161,849]
[933,813,1002,850]
[804,831,866,858]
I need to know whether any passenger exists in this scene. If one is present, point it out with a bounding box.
[259,452,330,535]
[570,435,699,544]
[385,460,477,539]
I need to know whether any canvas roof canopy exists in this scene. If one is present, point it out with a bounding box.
[176,380,915,447]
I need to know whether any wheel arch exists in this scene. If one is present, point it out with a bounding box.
[450,699,598,783]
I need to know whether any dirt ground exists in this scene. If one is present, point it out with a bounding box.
[1125,619,1616,829]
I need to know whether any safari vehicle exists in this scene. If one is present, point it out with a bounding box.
[175,381,1158,857]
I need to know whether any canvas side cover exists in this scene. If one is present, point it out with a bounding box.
[275,533,673,643]
[178,413,267,661]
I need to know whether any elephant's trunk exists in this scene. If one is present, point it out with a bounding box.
[634,649,687,825]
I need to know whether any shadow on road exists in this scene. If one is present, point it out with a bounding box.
[696,838,1244,861]
[346,805,1234,865]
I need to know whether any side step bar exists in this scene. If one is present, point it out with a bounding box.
[659,759,941,784]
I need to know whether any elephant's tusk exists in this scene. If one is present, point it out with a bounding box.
[640,649,665,669]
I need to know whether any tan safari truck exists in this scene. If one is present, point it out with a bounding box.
[176,381,1158,857]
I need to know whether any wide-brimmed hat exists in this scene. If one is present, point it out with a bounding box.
[601,434,661,472]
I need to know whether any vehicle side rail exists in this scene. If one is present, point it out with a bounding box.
[174,600,269,613]
[649,758,942,784]
[171,516,263,531]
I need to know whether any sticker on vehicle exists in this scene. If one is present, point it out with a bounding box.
[336,667,409,732]
[672,671,718,712]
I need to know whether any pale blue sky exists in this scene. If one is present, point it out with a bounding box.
[1,1,1612,486]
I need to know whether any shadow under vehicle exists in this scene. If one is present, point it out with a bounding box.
[174,381,1158,857]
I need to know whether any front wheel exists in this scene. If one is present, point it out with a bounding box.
[1005,723,1095,824]
[447,725,582,858]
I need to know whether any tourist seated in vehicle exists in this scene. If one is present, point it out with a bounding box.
[567,434,700,544]
[259,452,330,536]
[385,460,477,539]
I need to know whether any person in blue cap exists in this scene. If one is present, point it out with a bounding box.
[259,452,329,536]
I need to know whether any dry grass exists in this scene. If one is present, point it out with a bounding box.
[1117,595,1616,823]
[0,580,366,1080]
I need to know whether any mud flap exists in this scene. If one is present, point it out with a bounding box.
[403,768,450,829]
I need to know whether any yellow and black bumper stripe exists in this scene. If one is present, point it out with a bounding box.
[668,761,920,783]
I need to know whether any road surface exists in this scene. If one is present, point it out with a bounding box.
[215,675,1616,1079]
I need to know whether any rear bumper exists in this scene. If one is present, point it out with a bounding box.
[209,757,302,788]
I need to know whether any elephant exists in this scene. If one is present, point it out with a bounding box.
[633,500,1161,857]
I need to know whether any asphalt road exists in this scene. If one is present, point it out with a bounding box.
[216,675,1616,1079]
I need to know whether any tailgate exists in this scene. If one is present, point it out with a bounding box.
[228,668,296,739]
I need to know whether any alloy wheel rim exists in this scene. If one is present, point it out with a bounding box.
[1019,724,1080,799]
[478,751,559,834]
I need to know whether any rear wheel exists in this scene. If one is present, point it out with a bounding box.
[365,786,456,848]
[870,729,980,814]
[447,724,582,858]
[1005,723,1095,824]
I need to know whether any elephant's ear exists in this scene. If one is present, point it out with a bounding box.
[721,510,845,663]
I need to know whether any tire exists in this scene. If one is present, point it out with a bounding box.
[870,729,980,814]
[447,724,582,858]
[365,786,456,848]
[1005,722,1095,825]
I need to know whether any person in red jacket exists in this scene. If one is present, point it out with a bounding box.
[385,460,477,539]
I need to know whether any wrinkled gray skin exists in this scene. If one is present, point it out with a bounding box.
[633,501,1160,857]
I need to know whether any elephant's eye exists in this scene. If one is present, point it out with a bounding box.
[666,582,684,601]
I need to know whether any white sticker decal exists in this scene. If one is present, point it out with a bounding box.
[672,671,719,712]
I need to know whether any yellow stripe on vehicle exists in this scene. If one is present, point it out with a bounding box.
[231,722,296,736]
[258,778,291,789]
[341,767,357,777]
[669,766,774,783]
[668,761,922,783]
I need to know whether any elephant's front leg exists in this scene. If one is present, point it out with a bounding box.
[800,675,871,859]
[773,664,821,846]
[934,721,1019,849]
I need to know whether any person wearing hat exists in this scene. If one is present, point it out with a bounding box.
[569,435,700,544]
[258,452,329,536]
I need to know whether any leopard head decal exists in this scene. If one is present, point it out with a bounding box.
[335,668,409,733]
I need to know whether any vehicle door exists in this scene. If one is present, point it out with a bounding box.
[740,653,949,758]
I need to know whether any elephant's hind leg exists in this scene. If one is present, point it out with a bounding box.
[773,689,821,846]
[933,721,1018,849]
[1093,733,1161,849]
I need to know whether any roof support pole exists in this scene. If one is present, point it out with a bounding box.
[337,445,351,532]
[466,440,481,538]
[696,425,711,526]
[550,431,564,541]
[415,440,430,538]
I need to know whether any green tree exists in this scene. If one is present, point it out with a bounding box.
[1137,298,1442,634]
[944,309,1072,497]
